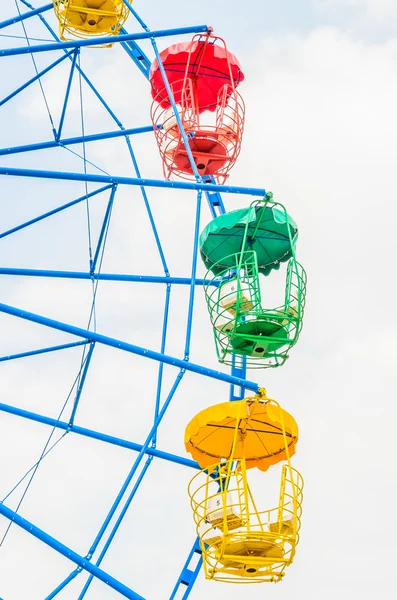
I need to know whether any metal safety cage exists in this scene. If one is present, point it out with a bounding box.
[188,459,303,583]
[151,79,245,183]
[202,224,307,368]
[52,0,130,45]
[150,32,245,183]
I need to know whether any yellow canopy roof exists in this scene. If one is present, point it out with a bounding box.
[185,397,298,472]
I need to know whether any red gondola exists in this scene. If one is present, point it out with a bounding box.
[150,34,245,182]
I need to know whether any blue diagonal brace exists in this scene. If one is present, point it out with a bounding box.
[57,48,79,140]
[0,301,260,391]
[0,49,75,107]
[169,538,203,600]
[0,126,154,157]
[0,502,145,600]
[0,340,89,363]
[0,401,200,470]
[0,184,112,240]
[91,185,117,273]
[0,2,52,30]
[68,342,95,426]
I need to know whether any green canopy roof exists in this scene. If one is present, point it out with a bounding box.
[199,204,298,276]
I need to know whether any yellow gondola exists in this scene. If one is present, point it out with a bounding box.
[185,390,303,582]
[52,1,129,45]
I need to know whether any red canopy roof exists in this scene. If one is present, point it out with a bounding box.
[150,39,244,112]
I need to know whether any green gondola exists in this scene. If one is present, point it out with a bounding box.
[201,196,306,368]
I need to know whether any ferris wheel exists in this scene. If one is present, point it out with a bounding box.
[0,2,306,599]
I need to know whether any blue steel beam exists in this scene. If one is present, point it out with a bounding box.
[57,49,79,140]
[0,401,200,470]
[0,26,210,57]
[78,458,152,599]
[123,137,169,276]
[0,268,216,286]
[120,40,150,78]
[91,185,117,274]
[0,3,52,30]
[45,570,79,600]
[0,125,155,157]
[0,185,112,240]
[0,49,75,107]
[184,190,202,359]
[0,166,266,196]
[119,27,151,79]
[68,342,95,427]
[0,502,145,600]
[169,538,202,600]
[0,301,259,391]
[0,340,89,363]
[152,283,171,446]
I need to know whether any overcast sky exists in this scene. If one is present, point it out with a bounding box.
[0,1,396,599]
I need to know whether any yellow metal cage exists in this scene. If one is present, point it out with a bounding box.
[188,460,303,583]
[185,393,304,582]
[52,1,130,45]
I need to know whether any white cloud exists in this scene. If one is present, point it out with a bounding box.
[316,0,397,29]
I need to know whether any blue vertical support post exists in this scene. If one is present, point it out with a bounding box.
[169,538,203,600]
[90,185,117,274]
[151,282,171,447]
[68,342,95,426]
[123,137,169,275]
[230,355,247,401]
[57,48,79,140]
[184,190,202,358]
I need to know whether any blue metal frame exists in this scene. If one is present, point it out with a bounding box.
[0,401,200,469]
[0,3,258,597]
[0,166,266,196]
[0,267,216,285]
[0,502,145,600]
[0,25,211,57]
[0,125,156,156]
[0,300,257,390]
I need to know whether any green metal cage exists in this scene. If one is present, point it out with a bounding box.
[201,198,307,368]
